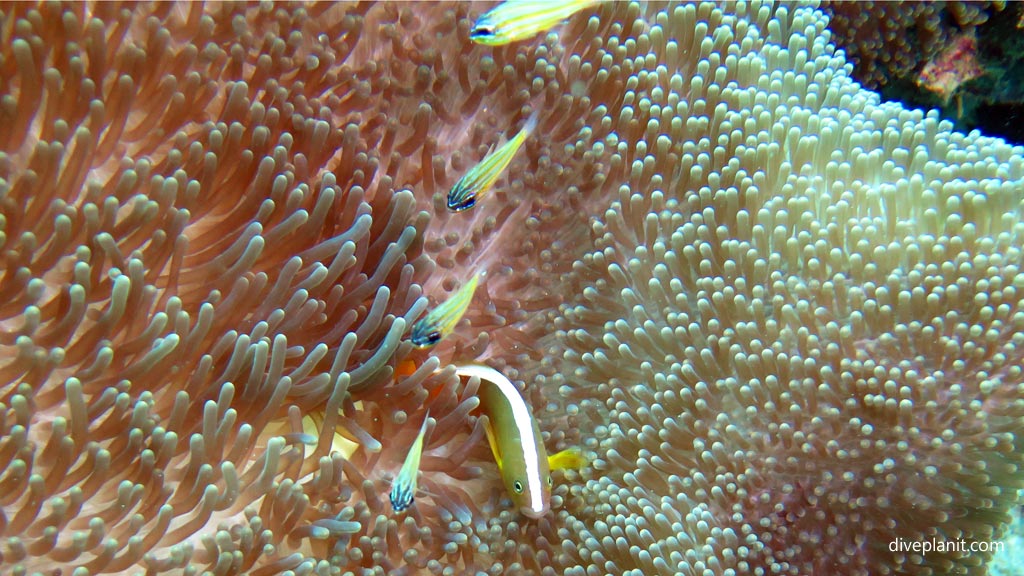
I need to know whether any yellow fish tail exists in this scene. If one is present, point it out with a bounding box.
[548,447,587,471]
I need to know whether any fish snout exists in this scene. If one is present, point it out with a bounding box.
[520,504,549,519]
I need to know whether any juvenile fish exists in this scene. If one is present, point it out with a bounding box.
[409,272,482,347]
[447,113,538,212]
[389,411,431,513]
[470,0,601,46]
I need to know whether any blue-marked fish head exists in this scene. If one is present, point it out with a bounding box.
[409,322,442,348]
[389,484,414,512]
[446,185,477,212]
[469,18,499,45]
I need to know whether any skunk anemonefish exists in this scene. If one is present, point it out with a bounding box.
[454,364,585,518]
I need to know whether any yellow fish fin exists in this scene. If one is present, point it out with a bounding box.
[548,447,587,471]
[483,417,503,475]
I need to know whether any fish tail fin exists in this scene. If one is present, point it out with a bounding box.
[472,268,489,288]
[522,109,541,136]
[549,447,587,471]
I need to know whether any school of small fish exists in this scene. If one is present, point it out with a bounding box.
[389,0,599,517]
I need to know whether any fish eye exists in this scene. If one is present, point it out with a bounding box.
[513,480,524,494]
[471,23,495,38]
[547,476,553,487]
[410,329,442,348]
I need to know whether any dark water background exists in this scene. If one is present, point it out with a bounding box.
[822,0,1024,144]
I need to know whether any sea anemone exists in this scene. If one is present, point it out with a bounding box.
[819,1,999,90]
[1,1,1023,575]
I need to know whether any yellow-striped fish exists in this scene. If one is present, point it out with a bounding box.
[389,411,431,513]
[470,0,601,46]
[447,113,538,212]
[454,364,586,518]
[409,272,482,347]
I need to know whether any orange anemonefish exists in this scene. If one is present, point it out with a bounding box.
[454,364,585,518]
